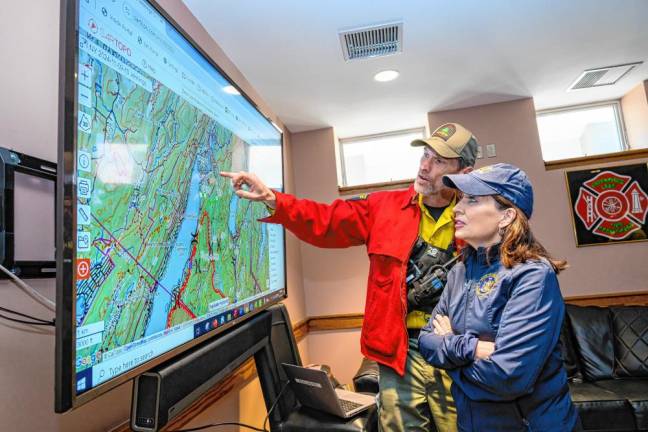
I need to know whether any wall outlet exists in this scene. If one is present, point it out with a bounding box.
[486,144,497,158]
[476,145,483,159]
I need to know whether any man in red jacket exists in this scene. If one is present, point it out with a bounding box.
[222,123,478,432]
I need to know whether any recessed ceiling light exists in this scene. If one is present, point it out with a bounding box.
[374,70,399,82]
[223,85,240,95]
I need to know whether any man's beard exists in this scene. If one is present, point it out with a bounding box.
[414,176,439,196]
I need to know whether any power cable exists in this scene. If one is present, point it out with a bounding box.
[0,306,54,326]
[0,263,56,311]
[173,381,291,432]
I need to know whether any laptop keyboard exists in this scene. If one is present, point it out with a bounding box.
[339,398,363,414]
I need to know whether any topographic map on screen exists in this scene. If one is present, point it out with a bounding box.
[73,0,284,394]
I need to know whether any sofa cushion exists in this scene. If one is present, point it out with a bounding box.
[566,304,615,381]
[569,381,636,431]
[560,310,584,381]
[595,379,648,431]
[353,357,379,395]
[611,306,648,378]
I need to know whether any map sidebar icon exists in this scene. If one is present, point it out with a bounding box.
[78,85,92,108]
[78,178,92,199]
[78,204,91,225]
[76,258,91,280]
[77,232,91,251]
[78,111,92,133]
[78,63,93,87]
[78,151,92,172]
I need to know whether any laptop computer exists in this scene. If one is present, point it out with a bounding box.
[282,363,376,418]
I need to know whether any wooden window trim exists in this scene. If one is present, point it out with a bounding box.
[338,127,425,189]
[338,178,414,196]
[544,147,648,170]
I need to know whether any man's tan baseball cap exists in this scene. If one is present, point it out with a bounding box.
[411,123,478,167]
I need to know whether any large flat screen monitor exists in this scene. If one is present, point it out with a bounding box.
[56,0,286,412]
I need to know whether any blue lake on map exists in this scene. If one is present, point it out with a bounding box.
[259,223,267,268]
[76,297,86,325]
[144,162,203,337]
[228,194,239,236]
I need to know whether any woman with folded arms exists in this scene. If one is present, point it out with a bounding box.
[418,163,580,431]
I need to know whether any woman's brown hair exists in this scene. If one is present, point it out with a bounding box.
[492,195,568,273]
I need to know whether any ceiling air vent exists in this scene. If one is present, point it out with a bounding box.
[339,22,403,61]
[568,62,643,91]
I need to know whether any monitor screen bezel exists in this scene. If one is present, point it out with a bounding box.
[56,0,287,412]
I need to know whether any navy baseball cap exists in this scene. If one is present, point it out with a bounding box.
[443,163,534,218]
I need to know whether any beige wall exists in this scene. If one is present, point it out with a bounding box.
[428,98,648,297]
[280,132,308,325]
[290,128,371,318]
[306,330,363,386]
[621,80,648,150]
[288,128,371,383]
[0,0,305,431]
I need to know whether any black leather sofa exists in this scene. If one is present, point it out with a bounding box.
[353,304,648,432]
[562,304,648,432]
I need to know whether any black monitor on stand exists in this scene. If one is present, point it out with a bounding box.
[131,304,376,432]
[130,305,292,432]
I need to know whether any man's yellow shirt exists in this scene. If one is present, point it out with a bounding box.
[406,194,456,329]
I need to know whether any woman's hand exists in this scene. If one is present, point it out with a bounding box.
[220,171,276,208]
[432,314,454,336]
[475,341,495,360]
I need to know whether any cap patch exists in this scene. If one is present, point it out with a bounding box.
[348,193,369,201]
[475,165,494,174]
[433,124,456,141]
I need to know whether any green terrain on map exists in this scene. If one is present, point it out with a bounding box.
[75,51,270,365]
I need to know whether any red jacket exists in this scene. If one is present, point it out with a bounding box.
[262,186,422,375]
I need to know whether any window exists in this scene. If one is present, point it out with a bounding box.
[339,127,425,187]
[536,102,628,162]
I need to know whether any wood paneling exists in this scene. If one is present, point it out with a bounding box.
[292,317,309,341]
[306,292,648,332]
[307,313,364,331]
[564,290,648,307]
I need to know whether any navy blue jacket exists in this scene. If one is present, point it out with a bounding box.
[418,247,578,432]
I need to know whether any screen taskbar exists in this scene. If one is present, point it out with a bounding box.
[75,288,285,395]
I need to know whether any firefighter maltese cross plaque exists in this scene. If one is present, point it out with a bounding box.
[566,164,648,246]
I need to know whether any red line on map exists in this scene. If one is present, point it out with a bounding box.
[92,215,194,315]
[165,210,231,327]
[201,211,225,298]
[167,240,198,326]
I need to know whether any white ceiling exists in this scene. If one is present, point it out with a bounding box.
[182,0,648,138]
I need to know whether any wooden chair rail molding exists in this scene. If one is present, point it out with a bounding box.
[563,290,648,307]
[114,290,647,431]
[305,290,648,331]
